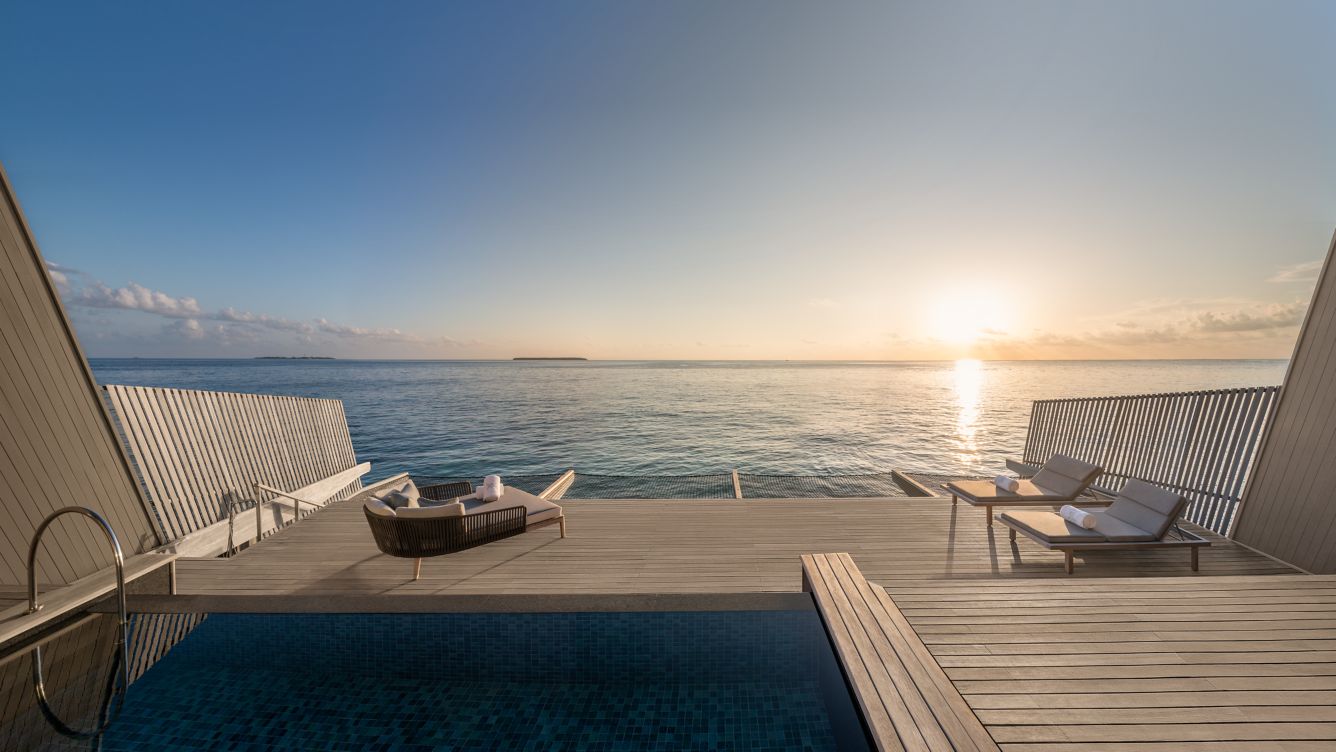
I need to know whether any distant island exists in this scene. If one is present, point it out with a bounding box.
[513,357,588,361]
[255,356,336,360]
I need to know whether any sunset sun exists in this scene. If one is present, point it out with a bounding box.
[929,295,1010,345]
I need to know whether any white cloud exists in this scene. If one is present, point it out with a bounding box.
[968,297,1309,359]
[1269,260,1323,284]
[74,281,203,318]
[48,269,68,290]
[164,318,206,340]
[1190,301,1306,333]
[48,261,472,352]
[216,307,316,335]
[44,260,83,292]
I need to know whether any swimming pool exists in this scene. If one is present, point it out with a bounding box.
[6,609,869,751]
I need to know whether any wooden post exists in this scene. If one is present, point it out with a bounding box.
[540,469,575,501]
[892,471,936,497]
[1064,550,1074,575]
[732,470,742,499]
[559,516,567,538]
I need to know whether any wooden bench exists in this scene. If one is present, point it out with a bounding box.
[801,553,998,752]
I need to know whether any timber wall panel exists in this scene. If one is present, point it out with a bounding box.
[0,163,160,588]
[1233,231,1336,573]
[103,385,361,541]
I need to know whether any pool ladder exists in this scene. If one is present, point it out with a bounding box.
[26,506,130,740]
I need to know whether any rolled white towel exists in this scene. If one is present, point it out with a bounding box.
[994,475,1020,493]
[481,474,504,502]
[1059,504,1097,530]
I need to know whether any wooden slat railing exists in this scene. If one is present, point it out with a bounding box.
[1022,386,1280,535]
[103,385,362,541]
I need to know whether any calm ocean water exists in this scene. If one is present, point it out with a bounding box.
[89,359,1287,479]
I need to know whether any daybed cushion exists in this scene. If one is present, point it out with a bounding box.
[396,501,465,519]
[1029,454,1102,498]
[379,479,422,509]
[947,479,1067,502]
[999,510,1106,544]
[365,497,397,517]
[1104,479,1186,539]
[1003,507,1159,544]
[463,488,562,525]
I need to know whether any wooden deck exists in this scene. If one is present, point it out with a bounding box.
[174,497,1294,595]
[887,574,1336,750]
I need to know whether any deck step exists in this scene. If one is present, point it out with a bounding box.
[802,552,998,752]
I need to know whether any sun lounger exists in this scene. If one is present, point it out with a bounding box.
[943,454,1103,525]
[999,478,1209,574]
[364,479,565,580]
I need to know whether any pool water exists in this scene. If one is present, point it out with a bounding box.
[92,611,868,751]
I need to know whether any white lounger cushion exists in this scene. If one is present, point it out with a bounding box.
[396,501,465,519]
[1002,480,1187,545]
[1103,479,1186,539]
[1001,509,1157,543]
[1030,454,1102,498]
[949,455,1101,503]
[999,510,1105,544]
[947,478,1068,501]
[464,488,562,525]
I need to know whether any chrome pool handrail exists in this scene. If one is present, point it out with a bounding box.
[27,506,130,739]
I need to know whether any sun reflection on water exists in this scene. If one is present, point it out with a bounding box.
[953,358,983,466]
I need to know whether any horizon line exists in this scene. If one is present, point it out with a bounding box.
[85,356,1293,363]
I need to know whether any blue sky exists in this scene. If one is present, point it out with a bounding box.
[2,1,1334,359]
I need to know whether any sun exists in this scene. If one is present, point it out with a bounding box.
[929,295,1009,345]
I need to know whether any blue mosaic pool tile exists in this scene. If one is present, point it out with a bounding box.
[48,611,866,751]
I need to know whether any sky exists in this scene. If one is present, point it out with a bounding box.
[2,1,1334,360]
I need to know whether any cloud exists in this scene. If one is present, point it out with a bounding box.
[45,261,82,274]
[73,281,203,318]
[217,307,316,335]
[1002,299,1305,357]
[48,261,471,352]
[163,318,206,340]
[1269,260,1323,284]
[47,268,69,290]
[1189,301,1306,333]
[44,260,83,292]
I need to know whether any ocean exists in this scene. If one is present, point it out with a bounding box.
[89,359,1288,479]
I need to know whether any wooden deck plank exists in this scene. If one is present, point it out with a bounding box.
[805,554,916,751]
[803,552,997,752]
